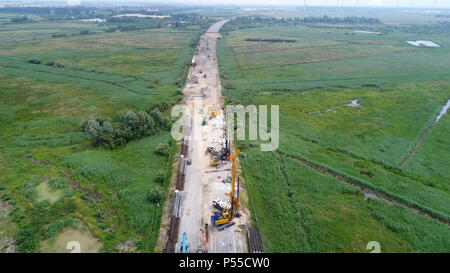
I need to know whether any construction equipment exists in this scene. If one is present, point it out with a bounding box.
[211,150,240,226]
[210,158,220,166]
[207,147,230,167]
[180,232,190,253]
[213,198,227,211]
[207,106,219,118]
[219,222,235,231]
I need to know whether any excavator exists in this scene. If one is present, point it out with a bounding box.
[207,147,229,167]
[211,150,240,226]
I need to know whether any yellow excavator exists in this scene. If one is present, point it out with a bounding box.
[208,147,230,167]
[211,150,240,226]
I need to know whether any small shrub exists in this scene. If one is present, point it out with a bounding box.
[224,82,234,89]
[154,169,166,184]
[155,143,170,156]
[148,187,164,203]
[20,177,40,202]
[27,58,41,64]
[46,61,55,66]
[238,142,249,150]
[45,218,76,240]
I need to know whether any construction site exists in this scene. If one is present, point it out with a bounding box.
[163,19,263,254]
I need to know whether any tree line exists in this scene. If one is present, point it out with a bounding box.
[11,15,29,23]
[82,101,170,149]
[222,15,383,32]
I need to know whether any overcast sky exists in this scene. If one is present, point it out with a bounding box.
[82,0,450,8]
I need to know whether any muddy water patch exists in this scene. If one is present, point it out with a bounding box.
[406,40,440,47]
[364,192,381,201]
[36,181,63,203]
[353,31,381,34]
[344,99,362,107]
[41,223,102,253]
[435,99,450,122]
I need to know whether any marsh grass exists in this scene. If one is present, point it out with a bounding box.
[220,16,450,252]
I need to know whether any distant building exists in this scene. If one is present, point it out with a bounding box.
[67,0,81,6]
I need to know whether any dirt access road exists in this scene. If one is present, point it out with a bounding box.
[176,19,249,253]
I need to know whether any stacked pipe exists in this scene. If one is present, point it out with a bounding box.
[165,190,182,253]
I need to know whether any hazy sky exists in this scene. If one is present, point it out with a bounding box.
[84,0,449,8]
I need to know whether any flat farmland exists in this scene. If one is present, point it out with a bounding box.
[218,16,450,252]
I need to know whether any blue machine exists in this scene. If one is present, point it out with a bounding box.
[210,212,222,226]
[180,232,190,253]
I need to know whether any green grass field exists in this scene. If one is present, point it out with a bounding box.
[0,11,205,252]
[218,11,450,252]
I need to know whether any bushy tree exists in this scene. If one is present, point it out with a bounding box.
[83,104,171,148]
[99,121,116,147]
[83,119,101,145]
[122,111,139,132]
[137,111,155,135]
[150,108,168,128]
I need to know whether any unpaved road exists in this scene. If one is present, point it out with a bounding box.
[176,19,249,253]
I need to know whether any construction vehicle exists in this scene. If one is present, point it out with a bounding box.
[208,147,230,167]
[210,157,221,166]
[180,232,190,253]
[211,150,240,226]
[213,198,227,211]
